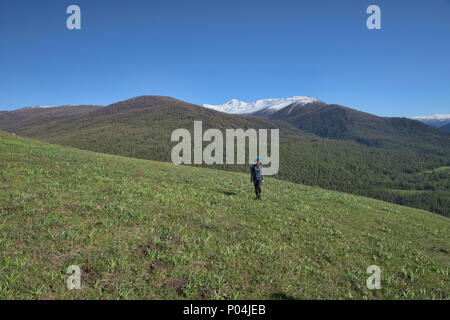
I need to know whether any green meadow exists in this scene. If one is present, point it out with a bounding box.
[0,132,448,299]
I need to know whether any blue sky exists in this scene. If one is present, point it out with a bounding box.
[1,0,449,117]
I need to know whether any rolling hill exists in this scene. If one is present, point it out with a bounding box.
[0,132,448,299]
[1,96,449,216]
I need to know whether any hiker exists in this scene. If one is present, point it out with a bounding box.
[251,157,264,200]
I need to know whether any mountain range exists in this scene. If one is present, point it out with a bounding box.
[412,114,450,132]
[207,97,450,133]
[1,95,449,216]
[206,97,450,153]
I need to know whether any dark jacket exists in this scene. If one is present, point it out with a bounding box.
[251,164,264,182]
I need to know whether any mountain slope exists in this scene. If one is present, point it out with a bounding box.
[441,123,450,132]
[2,96,449,216]
[0,132,448,299]
[0,105,101,132]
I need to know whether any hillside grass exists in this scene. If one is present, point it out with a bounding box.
[0,132,448,299]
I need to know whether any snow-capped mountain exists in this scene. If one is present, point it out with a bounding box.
[203,96,322,114]
[412,114,450,129]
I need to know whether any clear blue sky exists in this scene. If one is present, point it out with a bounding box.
[1,0,449,117]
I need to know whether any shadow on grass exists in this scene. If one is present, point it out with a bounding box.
[270,292,297,300]
[222,191,237,196]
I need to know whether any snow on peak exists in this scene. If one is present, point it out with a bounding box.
[412,114,450,121]
[203,96,322,114]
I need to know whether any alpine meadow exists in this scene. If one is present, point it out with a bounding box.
[0,132,448,299]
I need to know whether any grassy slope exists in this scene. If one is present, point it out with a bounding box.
[0,132,448,299]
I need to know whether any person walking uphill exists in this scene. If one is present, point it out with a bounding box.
[251,157,264,200]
